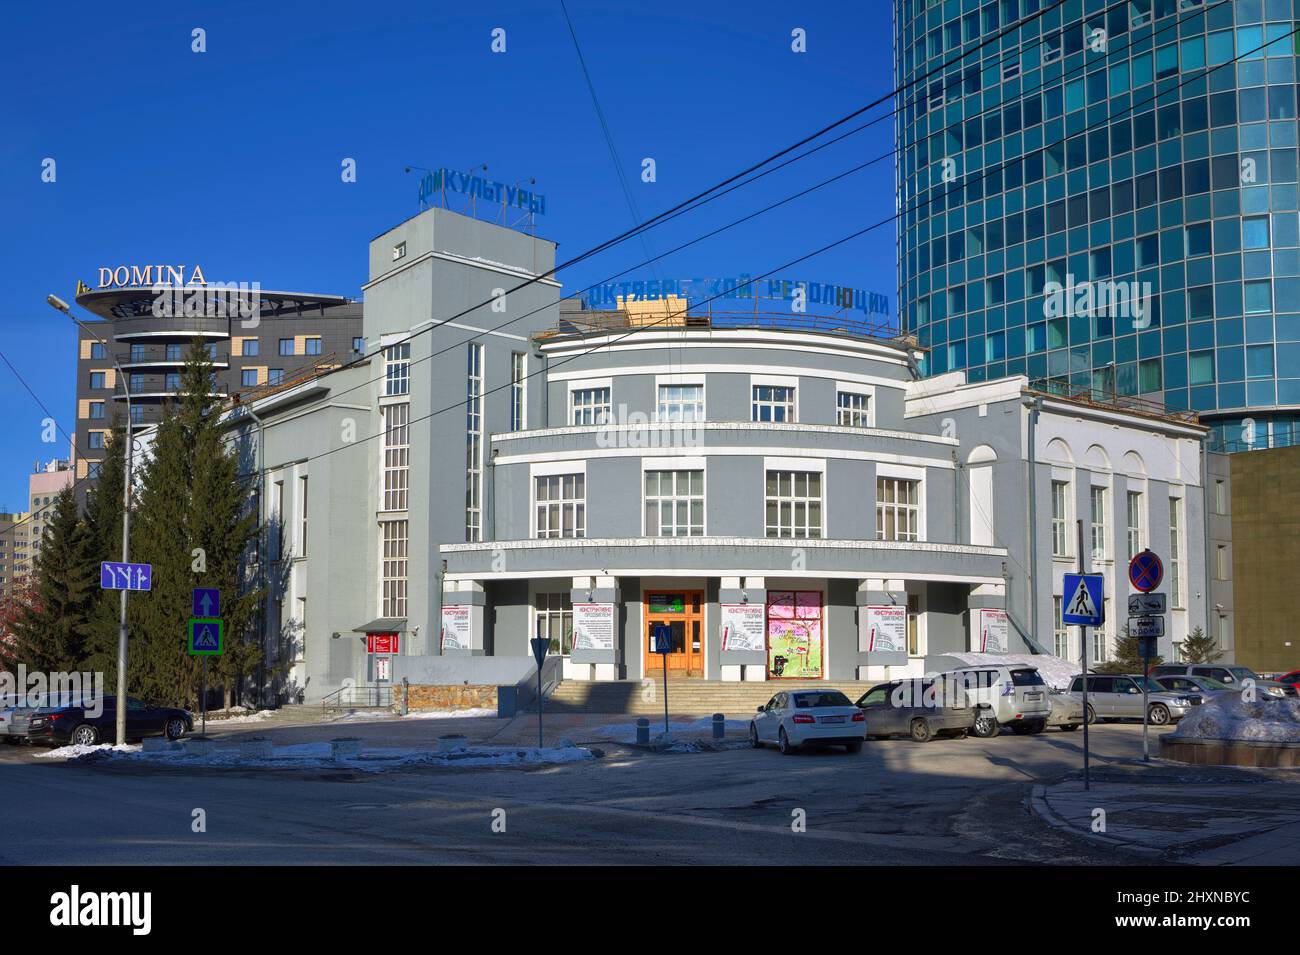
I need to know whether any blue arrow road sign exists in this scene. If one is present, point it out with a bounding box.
[100,561,152,592]
[193,588,220,617]
[1062,573,1105,627]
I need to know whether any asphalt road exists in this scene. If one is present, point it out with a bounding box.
[0,722,1176,865]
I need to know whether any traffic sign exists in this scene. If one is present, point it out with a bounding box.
[192,587,220,617]
[1128,615,1165,639]
[1128,549,1164,593]
[188,617,224,656]
[530,636,549,667]
[1062,574,1105,626]
[100,561,152,592]
[652,624,673,654]
[1128,592,1166,616]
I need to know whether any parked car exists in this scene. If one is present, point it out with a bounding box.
[855,679,975,742]
[1149,663,1294,698]
[750,689,866,754]
[942,664,1053,737]
[1275,670,1300,693]
[26,696,193,747]
[1155,674,1232,697]
[1067,674,1200,725]
[1,693,88,744]
[1045,687,1084,731]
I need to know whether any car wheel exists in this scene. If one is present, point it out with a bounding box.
[910,718,933,742]
[1148,703,1171,726]
[844,741,863,754]
[749,723,761,749]
[71,724,100,746]
[1084,705,1098,725]
[164,718,187,741]
[777,727,795,755]
[1059,724,1079,732]
[971,712,998,738]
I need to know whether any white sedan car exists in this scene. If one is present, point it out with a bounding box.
[750,689,867,754]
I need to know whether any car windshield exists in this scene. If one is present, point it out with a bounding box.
[794,691,851,708]
[1010,668,1045,686]
[1132,677,1165,692]
[1195,677,1229,690]
[1229,667,1260,681]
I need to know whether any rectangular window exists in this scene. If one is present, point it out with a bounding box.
[511,352,527,431]
[91,342,106,359]
[1169,497,1184,606]
[242,339,259,357]
[766,470,822,538]
[570,387,611,426]
[384,342,411,396]
[268,368,284,385]
[535,474,585,538]
[535,592,573,656]
[656,384,704,422]
[89,401,105,420]
[1215,544,1229,580]
[305,337,322,356]
[752,385,795,422]
[130,405,144,424]
[382,402,410,511]
[1051,480,1069,557]
[876,476,920,542]
[1089,486,1108,561]
[380,520,408,618]
[352,337,364,355]
[465,344,483,542]
[1053,596,1069,659]
[644,469,704,536]
[278,339,294,356]
[165,372,181,391]
[89,372,105,389]
[299,476,308,556]
[1126,490,1144,559]
[836,391,871,427]
[241,369,258,387]
[1094,601,1109,663]
[906,594,921,656]
[88,432,105,449]
[130,344,145,363]
[1214,479,1228,514]
[130,373,145,393]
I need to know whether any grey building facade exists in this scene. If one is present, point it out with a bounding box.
[228,204,1212,703]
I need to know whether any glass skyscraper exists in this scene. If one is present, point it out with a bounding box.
[895,0,1300,452]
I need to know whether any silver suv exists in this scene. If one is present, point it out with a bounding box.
[1149,663,1294,699]
[943,665,1053,737]
[1067,674,1200,725]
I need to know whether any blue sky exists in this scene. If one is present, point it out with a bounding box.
[0,0,898,507]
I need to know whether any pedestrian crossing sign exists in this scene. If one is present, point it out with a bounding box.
[1061,574,1104,627]
[188,617,225,656]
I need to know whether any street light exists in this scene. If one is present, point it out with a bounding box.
[47,293,133,747]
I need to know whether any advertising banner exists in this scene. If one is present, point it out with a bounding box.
[719,603,765,653]
[573,602,615,651]
[859,605,907,653]
[440,606,471,651]
[766,591,823,679]
[974,608,1009,653]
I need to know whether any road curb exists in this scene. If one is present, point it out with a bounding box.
[1029,783,1162,856]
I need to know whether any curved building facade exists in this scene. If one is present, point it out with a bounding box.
[895,0,1300,453]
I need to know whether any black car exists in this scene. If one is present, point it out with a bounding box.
[27,696,193,747]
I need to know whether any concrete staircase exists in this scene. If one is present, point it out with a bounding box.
[541,679,877,716]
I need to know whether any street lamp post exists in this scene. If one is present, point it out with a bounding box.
[47,294,133,747]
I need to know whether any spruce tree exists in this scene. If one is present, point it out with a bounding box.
[83,421,128,683]
[1179,626,1223,664]
[13,486,97,671]
[1094,624,1164,674]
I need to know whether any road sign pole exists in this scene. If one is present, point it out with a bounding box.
[662,650,669,737]
[1077,520,1090,792]
[537,663,543,749]
[1142,638,1150,763]
[202,655,208,736]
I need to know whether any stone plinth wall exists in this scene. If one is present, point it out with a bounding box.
[1160,735,1300,768]
[404,684,498,711]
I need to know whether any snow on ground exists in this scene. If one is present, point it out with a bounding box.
[1170,694,1300,743]
[327,707,498,723]
[590,716,750,743]
[202,709,276,724]
[935,652,1081,690]
[43,740,593,771]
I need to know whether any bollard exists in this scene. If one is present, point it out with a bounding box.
[635,717,651,745]
[401,677,410,717]
[712,712,726,740]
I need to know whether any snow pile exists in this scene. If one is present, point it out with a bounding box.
[1170,694,1300,743]
[931,652,1081,690]
[327,707,498,723]
[590,716,749,743]
[36,743,141,760]
[204,709,275,724]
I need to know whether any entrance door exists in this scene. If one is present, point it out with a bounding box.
[644,591,704,678]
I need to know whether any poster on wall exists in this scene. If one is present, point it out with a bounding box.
[859,605,907,653]
[720,603,765,653]
[974,608,1009,653]
[440,606,471,651]
[766,590,823,679]
[573,602,615,651]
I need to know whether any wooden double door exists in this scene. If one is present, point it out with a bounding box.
[644,590,704,678]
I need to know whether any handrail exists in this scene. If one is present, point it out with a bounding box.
[319,683,393,708]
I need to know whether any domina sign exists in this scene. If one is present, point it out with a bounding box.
[98,264,208,289]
